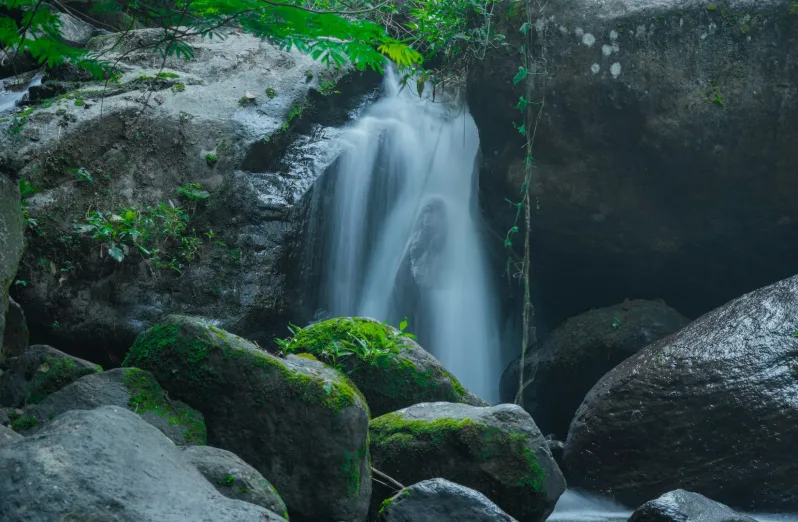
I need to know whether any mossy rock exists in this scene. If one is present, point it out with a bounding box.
[21,368,206,445]
[180,445,289,520]
[123,315,371,522]
[0,345,102,407]
[284,317,486,417]
[369,402,565,522]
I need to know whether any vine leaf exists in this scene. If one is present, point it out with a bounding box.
[519,22,531,35]
[513,66,528,85]
[516,96,529,112]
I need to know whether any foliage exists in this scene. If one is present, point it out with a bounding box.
[177,182,210,201]
[19,178,40,231]
[276,317,416,375]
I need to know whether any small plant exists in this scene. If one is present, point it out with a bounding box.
[319,79,340,96]
[60,261,75,273]
[52,321,60,329]
[74,167,94,184]
[172,83,186,93]
[14,280,27,287]
[73,98,84,106]
[706,4,717,11]
[265,87,276,99]
[19,179,39,230]
[305,69,314,80]
[156,71,180,79]
[177,182,210,201]
[205,153,217,166]
[612,317,621,329]
[218,475,235,487]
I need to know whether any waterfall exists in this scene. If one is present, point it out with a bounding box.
[312,69,501,403]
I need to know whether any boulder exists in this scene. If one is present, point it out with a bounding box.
[468,0,798,332]
[180,445,289,519]
[19,367,206,444]
[377,478,517,522]
[370,402,565,522]
[0,406,283,521]
[1,27,360,366]
[124,315,371,522]
[0,175,24,364]
[1,297,28,362]
[282,317,486,417]
[500,299,689,438]
[0,345,102,407]
[55,11,97,47]
[563,274,798,510]
[629,490,756,522]
[0,425,21,448]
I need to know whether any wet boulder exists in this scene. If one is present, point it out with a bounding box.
[124,315,371,522]
[0,406,283,521]
[500,299,689,438]
[629,490,756,522]
[564,274,798,510]
[377,478,517,522]
[282,317,485,417]
[0,345,101,407]
[1,297,28,362]
[370,402,565,522]
[18,368,206,444]
[180,445,289,519]
[0,174,24,364]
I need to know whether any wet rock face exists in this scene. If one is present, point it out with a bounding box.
[469,0,798,330]
[500,299,689,438]
[0,175,24,363]
[563,274,798,511]
[629,490,756,522]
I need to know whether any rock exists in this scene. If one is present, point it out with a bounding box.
[124,315,371,522]
[500,300,689,438]
[1,27,358,366]
[0,425,21,448]
[55,11,97,47]
[377,478,518,522]
[1,297,28,362]
[19,367,205,444]
[0,175,24,364]
[283,317,486,417]
[546,438,564,468]
[0,407,8,426]
[468,0,798,333]
[0,406,283,521]
[370,402,565,522]
[180,445,289,519]
[564,274,798,510]
[629,490,757,522]
[0,345,102,407]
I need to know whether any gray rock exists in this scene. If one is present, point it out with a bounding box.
[564,274,798,510]
[21,367,206,444]
[0,425,20,448]
[629,490,757,522]
[0,345,102,407]
[0,175,24,365]
[468,0,798,328]
[370,402,565,522]
[285,316,486,417]
[500,299,689,438]
[180,445,289,519]
[0,406,282,521]
[56,11,96,46]
[1,297,28,362]
[377,478,518,522]
[124,315,371,522]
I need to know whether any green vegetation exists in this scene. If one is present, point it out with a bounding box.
[172,83,186,93]
[205,153,218,166]
[218,475,236,487]
[11,416,37,432]
[28,355,101,404]
[265,88,277,99]
[790,3,798,14]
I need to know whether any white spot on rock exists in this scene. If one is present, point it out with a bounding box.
[636,25,647,39]
[582,33,596,47]
[609,30,619,40]
[575,27,585,38]
[612,42,620,53]
[591,63,601,74]
[610,62,622,78]
[602,44,614,56]
[680,18,684,27]
[559,25,569,35]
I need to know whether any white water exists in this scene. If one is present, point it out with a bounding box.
[550,490,798,522]
[0,71,41,113]
[318,69,501,402]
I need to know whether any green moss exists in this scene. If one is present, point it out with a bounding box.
[295,353,318,361]
[156,71,180,79]
[73,99,84,106]
[790,2,798,14]
[172,83,186,93]
[122,367,207,444]
[379,489,411,514]
[706,4,717,11]
[11,416,37,431]
[265,87,277,99]
[342,443,368,497]
[28,356,100,404]
[205,153,217,166]
[219,474,235,487]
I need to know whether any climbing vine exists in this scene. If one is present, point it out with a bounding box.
[504,0,549,407]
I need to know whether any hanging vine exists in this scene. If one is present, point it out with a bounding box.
[504,0,549,407]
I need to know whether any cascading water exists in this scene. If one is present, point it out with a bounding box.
[314,69,501,403]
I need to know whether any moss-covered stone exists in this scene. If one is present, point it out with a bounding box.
[369,403,565,522]
[281,317,486,417]
[124,315,371,522]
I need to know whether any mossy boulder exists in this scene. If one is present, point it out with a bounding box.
[282,317,486,417]
[21,368,206,444]
[0,345,102,407]
[180,445,289,520]
[369,402,565,522]
[123,315,371,522]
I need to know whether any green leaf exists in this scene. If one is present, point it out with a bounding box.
[399,317,408,332]
[515,96,529,112]
[513,66,528,85]
[519,22,531,35]
[108,246,125,262]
